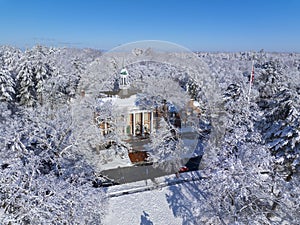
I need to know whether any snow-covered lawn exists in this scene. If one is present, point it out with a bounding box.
[104,186,182,225]
[97,148,133,171]
[103,172,202,225]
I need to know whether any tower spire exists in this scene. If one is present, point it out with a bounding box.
[119,68,129,89]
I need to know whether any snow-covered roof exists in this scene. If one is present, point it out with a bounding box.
[98,94,149,112]
[120,68,129,76]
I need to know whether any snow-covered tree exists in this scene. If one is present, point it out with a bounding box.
[255,59,300,177]
[0,102,107,224]
[0,46,21,73]
[0,153,106,224]
[166,52,300,222]
[16,60,36,106]
[14,47,52,106]
[193,142,299,224]
[167,77,300,224]
[69,94,130,172]
[141,76,190,110]
[0,66,15,102]
[149,117,185,172]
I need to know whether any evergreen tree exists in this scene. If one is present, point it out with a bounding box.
[0,66,15,102]
[16,60,36,106]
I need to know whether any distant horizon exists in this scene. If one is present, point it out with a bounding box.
[2,36,300,54]
[4,44,299,54]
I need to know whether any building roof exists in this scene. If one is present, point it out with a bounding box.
[98,93,152,114]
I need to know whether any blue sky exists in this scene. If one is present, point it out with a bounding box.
[0,0,299,52]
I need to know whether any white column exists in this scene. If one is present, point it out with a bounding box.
[104,122,107,135]
[133,113,136,136]
[123,116,126,135]
[150,111,153,133]
[142,112,145,136]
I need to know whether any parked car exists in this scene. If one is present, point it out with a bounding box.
[178,166,189,173]
[92,175,119,188]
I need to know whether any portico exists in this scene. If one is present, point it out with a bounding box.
[128,110,154,136]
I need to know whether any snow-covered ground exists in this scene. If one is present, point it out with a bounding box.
[104,186,182,225]
[97,148,133,171]
[103,172,202,225]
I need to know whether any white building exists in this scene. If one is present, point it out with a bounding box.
[97,68,157,139]
[97,68,201,157]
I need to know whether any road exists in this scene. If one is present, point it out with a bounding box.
[101,156,202,184]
